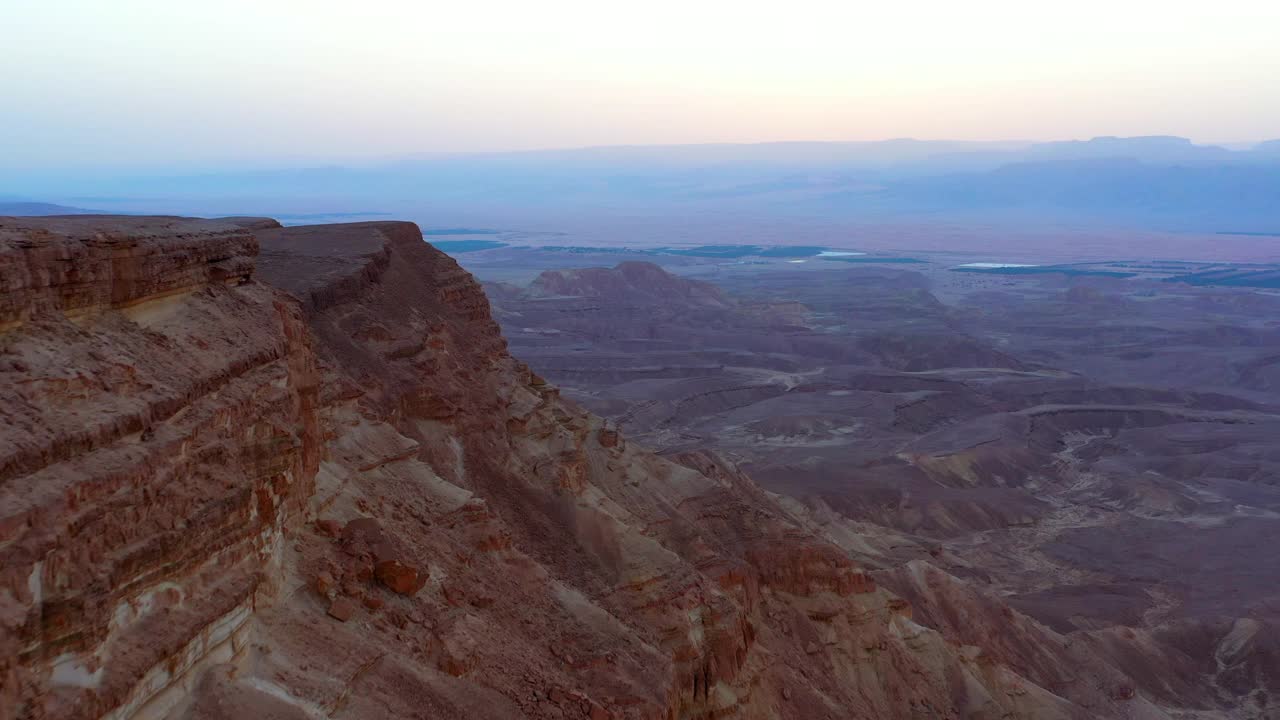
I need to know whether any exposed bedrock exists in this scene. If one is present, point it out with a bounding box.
[1,217,1176,719]
[0,216,317,720]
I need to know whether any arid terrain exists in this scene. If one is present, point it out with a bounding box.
[481,247,1280,719]
[6,0,1280,713]
[0,215,1276,720]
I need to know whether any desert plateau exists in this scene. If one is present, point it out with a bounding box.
[5,2,1280,716]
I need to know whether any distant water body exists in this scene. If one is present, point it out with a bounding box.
[955,262,1039,269]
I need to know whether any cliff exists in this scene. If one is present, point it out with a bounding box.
[0,216,317,719]
[1,217,1165,719]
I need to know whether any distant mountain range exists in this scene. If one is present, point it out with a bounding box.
[0,200,97,216]
[390,136,1280,170]
[880,156,1280,228]
[6,137,1280,232]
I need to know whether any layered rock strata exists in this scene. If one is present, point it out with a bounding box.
[1,217,1169,719]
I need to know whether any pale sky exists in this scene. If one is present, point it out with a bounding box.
[3,0,1279,168]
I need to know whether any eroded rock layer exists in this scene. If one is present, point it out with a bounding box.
[0,216,318,720]
[1,217,1169,719]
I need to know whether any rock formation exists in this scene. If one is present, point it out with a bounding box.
[484,254,1280,719]
[1,216,1174,719]
[530,262,730,308]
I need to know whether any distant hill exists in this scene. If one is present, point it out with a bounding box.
[6,137,1279,232]
[880,157,1280,229]
[531,261,730,307]
[1254,139,1280,155]
[1024,136,1239,165]
[0,200,96,216]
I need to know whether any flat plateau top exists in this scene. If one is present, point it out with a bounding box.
[0,214,258,234]
[255,221,420,298]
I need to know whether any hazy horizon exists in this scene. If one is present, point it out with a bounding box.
[4,136,1279,174]
[5,1,1279,242]
[5,0,1280,170]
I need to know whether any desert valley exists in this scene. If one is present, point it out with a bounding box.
[5,2,1280,716]
[2,213,1278,719]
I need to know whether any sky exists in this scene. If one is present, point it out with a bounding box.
[3,0,1279,169]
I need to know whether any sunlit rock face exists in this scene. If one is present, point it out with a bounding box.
[2,217,1174,720]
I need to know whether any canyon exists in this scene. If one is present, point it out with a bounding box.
[0,215,1274,720]
[482,255,1280,719]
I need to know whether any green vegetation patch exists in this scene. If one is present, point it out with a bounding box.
[422,228,501,235]
[757,246,828,257]
[429,239,509,253]
[820,256,926,264]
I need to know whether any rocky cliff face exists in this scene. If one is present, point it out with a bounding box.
[0,217,319,720]
[1,217,1168,719]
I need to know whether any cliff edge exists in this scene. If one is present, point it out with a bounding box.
[1,217,1166,720]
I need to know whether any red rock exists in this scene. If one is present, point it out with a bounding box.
[443,584,467,607]
[328,597,356,622]
[0,216,1181,720]
[888,598,912,618]
[439,655,471,677]
[256,486,276,519]
[597,427,619,448]
[341,517,388,549]
[315,571,336,597]
[375,559,425,595]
